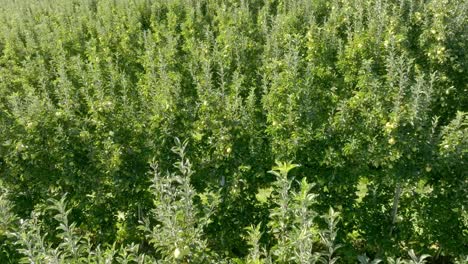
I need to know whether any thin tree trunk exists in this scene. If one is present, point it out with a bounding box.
[389,181,402,236]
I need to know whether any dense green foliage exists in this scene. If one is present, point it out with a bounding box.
[0,0,466,263]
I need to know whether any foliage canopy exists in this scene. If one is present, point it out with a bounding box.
[0,0,466,263]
